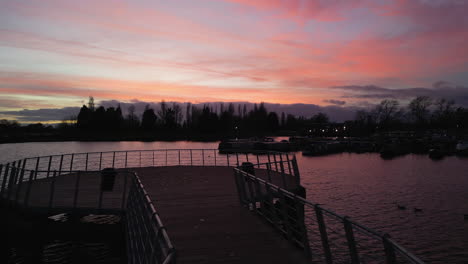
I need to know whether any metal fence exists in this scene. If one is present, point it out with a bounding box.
[0,149,299,203]
[126,172,176,264]
[234,168,426,264]
[0,168,175,264]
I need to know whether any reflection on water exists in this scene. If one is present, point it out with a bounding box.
[1,141,467,263]
[297,153,468,264]
[0,141,219,164]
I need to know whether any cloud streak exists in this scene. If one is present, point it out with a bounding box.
[0,0,467,120]
[333,82,468,105]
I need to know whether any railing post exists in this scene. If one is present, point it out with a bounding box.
[383,234,397,264]
[213,149,216,166]
[34,157,40,180]
[273,154,278,172]
[165,149,168,166]
[21,158,27,175]
[278,189,293,242]
[291,155,301,185]
[48,171,57,211]
[6,162,17,201]
[46,156,52,178]
[190,150,193,166]
[245,176,256,211]
[315,205,333,264]
[245,153,249,162]
[24,170,34,207]
[112,152,116,168]
[85,153,89,171]
[256,154,260,168]
[178,150,181,165]
[233,170,245,204]
[73,171,81,209]
[1,164,10,197]
[236,152,239,166]
[139,151,142,167]
[14,167,25,203]
[10,161,21,196]
[202,150,205,166]
[266,161,272,182]
[58,155,64,176]
[125,152,128,168]
[253,177,263,214]
[98,181,104,211]
[99,152,103,170]
[227,153,230,167]
[121,172,128,210]
[286,154,293,176]
[279,154,288,189]
[153,151,155,167]
[294,194,312,260]
[343,216,360,264]
[264,183,279,227]
[70,153,74,172]
[0,164,4,196]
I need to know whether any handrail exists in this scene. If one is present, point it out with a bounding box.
[0,150,300,195]
[0,167,176,264]
[234,167,426,264]
[1,148,290,165]
[126,171,175,264]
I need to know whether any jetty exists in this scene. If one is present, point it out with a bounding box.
[0,149,425,264]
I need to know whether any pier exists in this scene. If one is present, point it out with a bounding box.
[0,149,425,264]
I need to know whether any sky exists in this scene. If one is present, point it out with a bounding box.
[1,0,468,122]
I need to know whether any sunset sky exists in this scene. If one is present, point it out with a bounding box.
[1,0,468,122]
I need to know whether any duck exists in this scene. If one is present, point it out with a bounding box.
[397,204,407,210]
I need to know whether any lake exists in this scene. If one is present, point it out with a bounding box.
[0,141,467,263]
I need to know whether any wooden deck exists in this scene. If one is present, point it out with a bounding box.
[4,166,307,264]
[134,166,307,264]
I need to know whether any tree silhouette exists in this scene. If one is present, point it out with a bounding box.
[142,105,157,131]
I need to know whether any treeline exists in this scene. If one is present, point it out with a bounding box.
[2,96,468,143]
[75,97,330,138]
[346,96,468,136]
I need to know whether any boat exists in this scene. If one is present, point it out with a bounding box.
[456,140,468,156]
[302,141,344,156]
[428,148,445,160]
[218,137,293,153]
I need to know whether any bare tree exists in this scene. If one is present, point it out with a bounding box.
[157,100,167,121]
[433,98,455,127]
[409,96,432,125]
[173,103,183,125]
[88,96,95,111]
[373,99,402,128]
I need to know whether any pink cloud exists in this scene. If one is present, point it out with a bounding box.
[1,0,467,110]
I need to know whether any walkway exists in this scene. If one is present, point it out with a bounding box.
[134,166,307,264]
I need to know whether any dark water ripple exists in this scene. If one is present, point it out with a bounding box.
[297,153,468,264]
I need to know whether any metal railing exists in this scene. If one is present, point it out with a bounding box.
[234,168,426,264]
[0,167,175,264]
[126,172,175,264]
[0,149,300,201]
